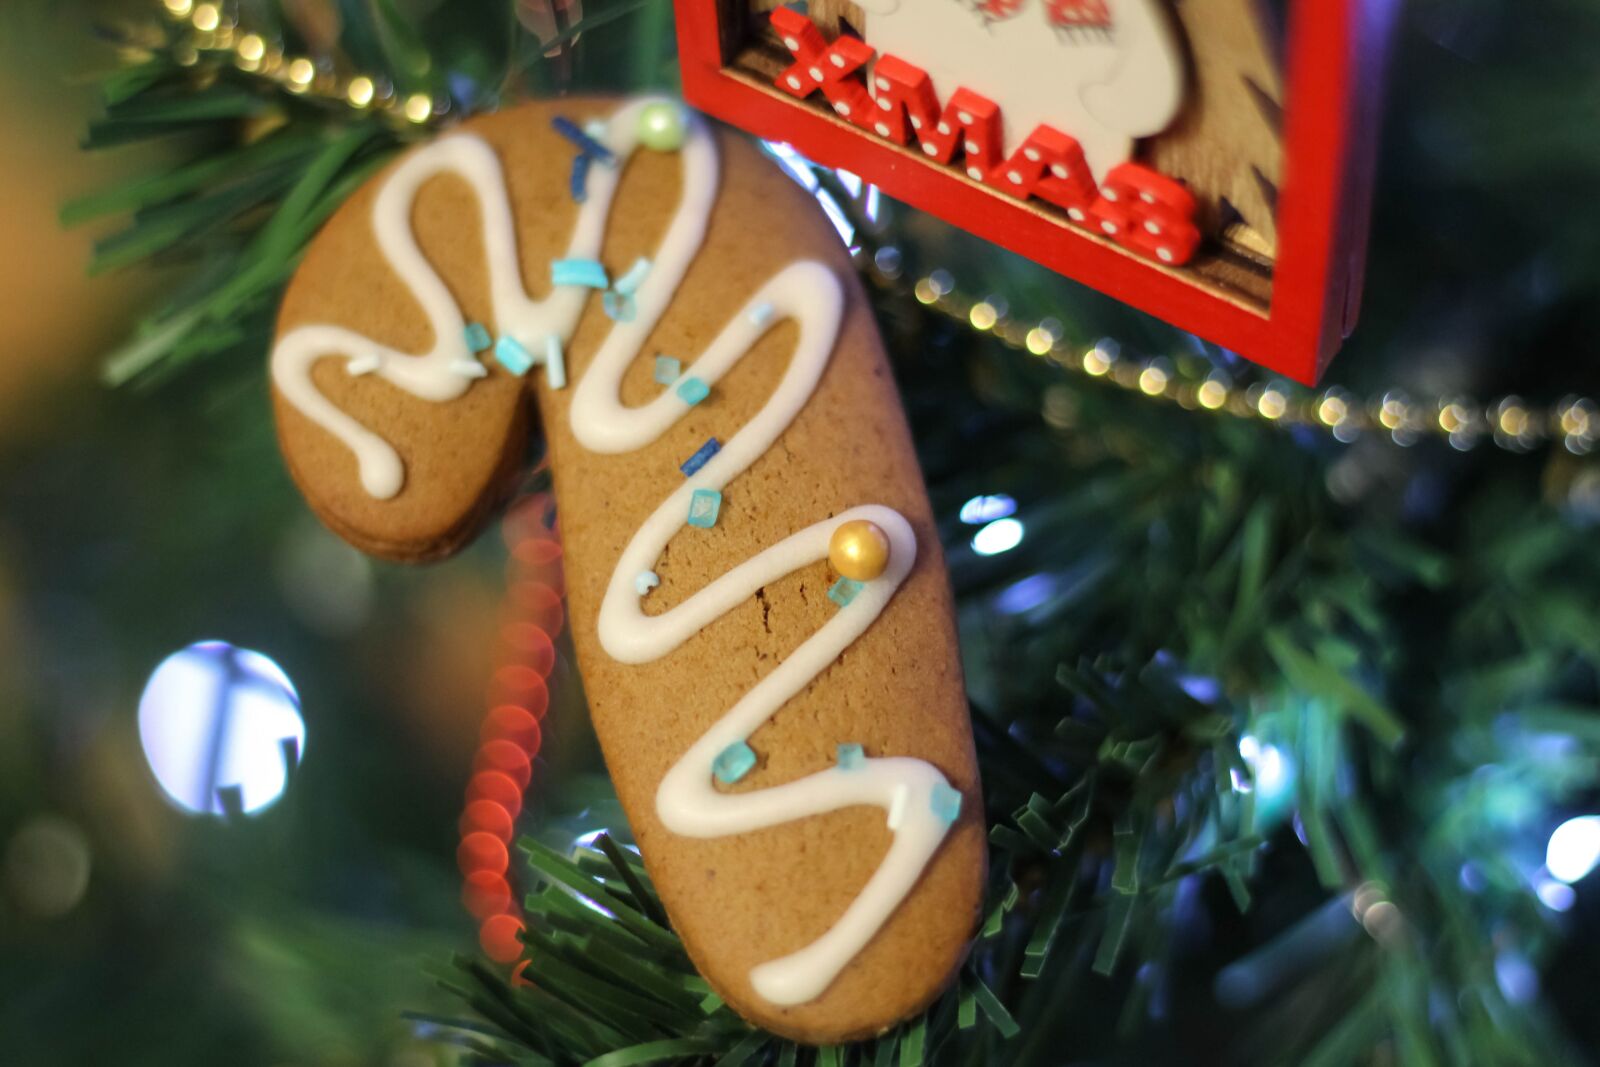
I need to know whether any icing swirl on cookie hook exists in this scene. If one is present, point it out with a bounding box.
[269,98,959,1006]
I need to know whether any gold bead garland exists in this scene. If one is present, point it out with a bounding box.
[140,1,1600,458]
[881,254,1599,456]
[156,0,444,127]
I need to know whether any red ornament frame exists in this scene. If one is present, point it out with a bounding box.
[674,0,1399,384]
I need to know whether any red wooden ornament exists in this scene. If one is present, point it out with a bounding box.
[672,0,1398,384]
[985,125,1097,218]
[863,54,939,146]
[771,7,873,123]
[919,89,1003,182]
[1093,163,1201,265]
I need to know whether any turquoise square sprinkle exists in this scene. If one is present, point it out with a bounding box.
[494,336,535,376]
[837,743,865,771]
[551,258,608,289]
[828,576,863,607]
[676,376,710,405]
[463,322,491,352]
[687,488,722,529]
[930,782,963,824]
[654,355,681,385]
[713,741,756,784]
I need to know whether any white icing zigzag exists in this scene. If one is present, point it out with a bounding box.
[270,98,957,1006]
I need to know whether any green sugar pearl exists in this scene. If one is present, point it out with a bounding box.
[637,102,686,152]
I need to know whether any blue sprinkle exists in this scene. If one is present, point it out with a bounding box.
[494,336,535,376]
[676,376,710,405]
[654,355,682,385]
[687,488,722,528]
[569,152,591,203]
[614,257,652,296]
[837,743,866,771]
[748,302,776,329]
[553,116,616,166]
[603,290,637,323]
[634,570,660,595]
[828,576,863,607]
[463,322,491,352]
[552,258,609,289]
[544,335,567,390]
[680,437,721,478]
[713,741,757,784]
[930,782,963,824]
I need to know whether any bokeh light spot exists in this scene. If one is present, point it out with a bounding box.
[959,494,1017,525]
[480,913,525,963]
[3,815,92,918]
[137,641,304,817]
[1546,815,1600,883]
[972,517,1025,556]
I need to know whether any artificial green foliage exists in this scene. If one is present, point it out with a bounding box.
[66,0,675,388]
[413,834,1018,1067]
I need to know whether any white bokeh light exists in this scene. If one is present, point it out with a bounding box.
[972,517,1024,556]
[138,641,304,817]
[1546,815,1600,884]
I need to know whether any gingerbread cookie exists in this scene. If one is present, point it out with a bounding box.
[270,96,984,1043]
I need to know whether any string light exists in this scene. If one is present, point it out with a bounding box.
[235,33,264,67]
[286,57,315,91]
[190,2,219,32]
[1256,386,1288,421]
[1082,344,1114,377]
[882,255,1600,454]
[154,0,438,126]
[346,76,375,108]
[1138,362,1169,397]
[404,93,435,124]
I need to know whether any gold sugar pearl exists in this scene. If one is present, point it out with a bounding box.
[829,520,891,582]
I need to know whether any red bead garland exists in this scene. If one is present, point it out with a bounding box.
[456,486,567,967]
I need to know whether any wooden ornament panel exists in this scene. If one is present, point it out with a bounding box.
[675,0,1397,384]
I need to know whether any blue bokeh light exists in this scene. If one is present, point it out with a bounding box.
[960,494,1017,525]
[996,573,1057,614]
